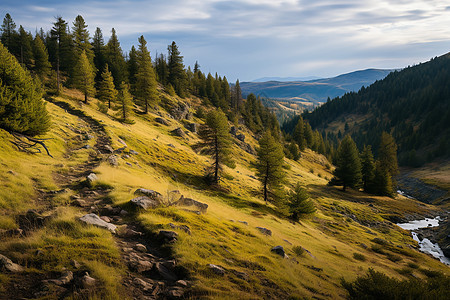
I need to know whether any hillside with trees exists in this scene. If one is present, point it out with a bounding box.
[301,53,450,167]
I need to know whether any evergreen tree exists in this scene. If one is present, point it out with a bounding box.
[288,142,301,161]
[0,13,18,54]
[127,45,138,89]
[0,41,50,136]
[97,64,117,109]
[115,82,134,123]
[255,131,286,204]
[304,122,314,148]
[360,145,375,192]
[167,41,186,97]
[155,53,168,85]
[72,15,94,67]
[331,135,362,191]
[17,26,33,69]
[135,35,158,113]
[293,116,306,151]
[73,50,95,104]
[104,28,128,87]
[372,161,394,197]
[50,17,73,93]
[33,35,51,81]
[92,27,105,82]
[287,183,315,221]
[231,79,242,112]
[194,109,235,184]
[193,61,200,73]
[375,132,398,196]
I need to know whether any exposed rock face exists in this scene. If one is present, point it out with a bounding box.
[155,117,168,125]
[170,103,191,121]
[397,173,447,204]
[79,213,117,233]
[134,188,163,202]
[130,196,160,210]
[107,155,118,166]
[46,271,73,286]
[158,230,178,243]
[256,227,272,236]
[237,133,245,142]
[185,122,197,133]
[172,196,208,213]
[0,254,23,272]
[230,126,237,136]
[80,273,96,288]
[271,246,286,258]
[171,127,186,138]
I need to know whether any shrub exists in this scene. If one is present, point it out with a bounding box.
[293,246,305,256]
[353,253,366,261]
[287,183,315,221]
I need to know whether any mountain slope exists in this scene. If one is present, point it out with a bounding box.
[303,53,450,166]
[240,69,394,104]
[1,88,449,299]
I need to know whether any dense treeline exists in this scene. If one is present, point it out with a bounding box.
[301,53,450,166]
[0,13,279,137]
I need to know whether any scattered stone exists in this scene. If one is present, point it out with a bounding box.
[232,270,249,281]
[249,175,257,180]
[168,143,175,148]
[271,246,286,258]
[123,154,130,159]
[185,122,197,133]
[115,146,127,154]
[118,227,143,238]
[126,162,132,166]
[47,271,73,286]
[175,280,189,288]
[155,117,169,125]
[118,139,127,147]
[129,149,139,155]
[86,173,98,185]
[283,239,292,245]
[84,134,94,140]
[81,145,91,149]
[133,277,153,291]
[103,145,114,153]
[100,216,111,223]
[155,263,178,281]
[172,196,208,213]
[167,287,184,298]
[130,196,160,210]
[81,272,96,288]
[120,209,129,216]
[134,188,164,202]
[107,155,119,166]
[130,259,153,273]
[170,102,191,121]
[158,230,178,243]
[135,244,147,253]
[79,213,117,233]
[0,254,24,272]
[7,170,16,175]
[171,127,186,138]
[256,227,272,236]
[237,133,245,142]
[230,126,237,136]
[71,260,81,269]
[178,225,191,235]
[238,220,248,225]
[208,264,225,276]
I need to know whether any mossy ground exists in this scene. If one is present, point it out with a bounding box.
[1,89,448,299]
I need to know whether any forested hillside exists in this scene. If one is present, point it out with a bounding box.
[301,54,450,166]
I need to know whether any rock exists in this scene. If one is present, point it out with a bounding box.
[232,270,249,281]
[79,213,117,233]
[86,173,98,185]
[170,102,191,121]
[155,117,169,125]
[100,216,111,223]
[81,144,91,149]
[118,139,127,147]
[238,220,248,225]
[158,230,178,243]
[168,143,175,148]
[283,239,292,245]
[135,244,147,253]
[118,228,143,238]
[134,188,164,202]
[71,260,81,269]
[133,277,153,291]
[271,246,286,258]
[84,134,94,140]
[81,273,96,288]
[230,126,237,136]
[167,287,184,298]
[208,264,225,276]
[126,162,132,166]
[185,122,197,133]
[47,271,73,285]
[155,262,178,281]
[129,149,139,155]
[171,127,186,138]
[120,209,129,216]
[175,280,189,288]
[7,170,16,175]
[172,196,208,213]
[178,225,191,235]
[72,199,88,207]
[249,175,257,180]
[107,155,119,166]
[256,227,272,236]
[237,133,245,142]
[130,259,153,273]
[103,145,114,153]
[0,254,23,272]
[130,196,160,210]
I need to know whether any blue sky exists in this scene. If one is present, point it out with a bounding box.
[2,0,450,81]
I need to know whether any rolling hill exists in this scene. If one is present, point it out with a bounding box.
[240,69,394,105]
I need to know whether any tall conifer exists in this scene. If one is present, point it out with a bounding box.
[135,36,158,113]
[73,50,95,104]
[115,82,134,123]
[33,36,51,80]
[98,64,117,109]
[331,135,362,191]
[167,41,186,97]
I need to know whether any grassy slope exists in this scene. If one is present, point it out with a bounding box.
[1,90,448,299]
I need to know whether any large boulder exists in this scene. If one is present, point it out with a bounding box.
[256,227,272,236]
[172,196,208,213]
[185,122,197,133]
[79,213,117,233]
[134,188,163,202]
[86,173,98,186]
[130,196,160,210]
[0,254,23,272]
[271,245,286,258]
[46,271,73,286]
[208,264,225,276]
[170,103,191,121]
[171,127,186,138]
[155,117,169,126]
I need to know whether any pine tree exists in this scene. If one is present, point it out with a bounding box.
[288,183,315,221]
[372,161,394,197]
[288,142,301,161]
[0,13,18,54]
[231,79,242,112]
[304,122,314,148]
[293,116,306,151]
[115,82,134,123]
[17,26,33,69]
[92,27,106,82]
[194,109,235,184]
[72,15,94,67]
[73,50,95,104]
[104,28,128,87]
[360,145,375,192]
[167,41,186,97]
[50,17,73,93]
[128,45,138,89]
[375,132,398,196]
[255,131,286,204]
[0,41,50,136]
[98,64,117,110]
[33,35,51,81]
[155,53,168,85]
[135,35,158,113]
[331,135,362,191]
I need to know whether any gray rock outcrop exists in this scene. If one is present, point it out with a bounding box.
[79,213,117,233]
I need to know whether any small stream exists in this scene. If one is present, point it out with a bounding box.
[397,216,450,265]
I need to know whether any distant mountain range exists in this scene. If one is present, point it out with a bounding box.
[251,76,322,82]
[241,69,395,104]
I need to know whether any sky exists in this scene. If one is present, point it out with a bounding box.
[1,0,450,82]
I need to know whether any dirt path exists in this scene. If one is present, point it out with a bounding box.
[2,98,189,299]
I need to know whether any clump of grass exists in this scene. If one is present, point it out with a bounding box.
[309,168,314,174]
[317,173,322,178]
[407,262,419,269]
[386,253,402,262]
[370,244,385,254]
[353,253,366,261]
[396,267,413,276]
[419,268,442,278]
[84,260,124,299]
[293,246,305,257]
